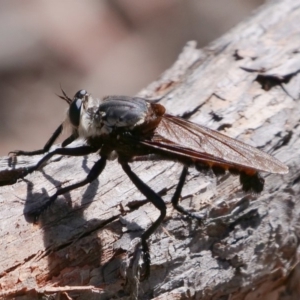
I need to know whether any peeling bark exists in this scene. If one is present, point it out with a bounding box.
[1,0,300,299]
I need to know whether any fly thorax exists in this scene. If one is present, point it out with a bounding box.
[96,98,149,133]
[79,106,107,138]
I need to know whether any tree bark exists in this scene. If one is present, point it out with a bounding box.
[1,0,300,299]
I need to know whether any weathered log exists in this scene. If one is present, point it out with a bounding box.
[1,0,300,299]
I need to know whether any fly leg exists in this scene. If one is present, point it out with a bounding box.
[9,124,78,164]
[20,146,98,178]
[31,157,107,220]
[120,160,167,279]
[171,166,204,221]
[10,124,61,157]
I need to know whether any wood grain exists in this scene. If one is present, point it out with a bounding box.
[1,0,300,299]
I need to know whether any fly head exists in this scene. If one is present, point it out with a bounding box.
[69,89,87,127]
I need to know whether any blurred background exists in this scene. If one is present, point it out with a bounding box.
[0,0,264,155]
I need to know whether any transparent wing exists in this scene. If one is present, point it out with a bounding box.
[139,114,288,174]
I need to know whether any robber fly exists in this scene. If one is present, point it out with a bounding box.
[9,89,288,279]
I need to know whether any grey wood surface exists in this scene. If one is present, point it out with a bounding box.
[1,0,300,299]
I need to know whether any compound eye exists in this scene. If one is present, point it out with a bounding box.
[69,98,82,127]
[74,89,87,99]
[68,90,88,127]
